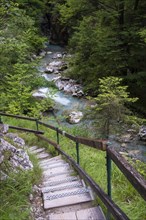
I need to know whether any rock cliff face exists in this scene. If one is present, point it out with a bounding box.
[0,124,33,181]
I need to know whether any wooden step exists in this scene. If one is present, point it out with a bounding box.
[77,206,106,220]
[43,187,92,209]
[43,171,74,182]
[28,146,38,151]
[49,206,106,220]
[42,180,83,193]
[43,166,71,177]
[40,162,68,170]
[36,152,50,159]
[39,155,62,164]
[43,176,79,187]
[30,148,45,154]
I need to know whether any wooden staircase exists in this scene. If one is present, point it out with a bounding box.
[29,146,106,220]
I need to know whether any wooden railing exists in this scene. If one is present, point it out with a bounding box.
[0,112,146,220]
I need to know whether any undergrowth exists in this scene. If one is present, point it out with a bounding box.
[1,116,146,219]
[0,153,42,220]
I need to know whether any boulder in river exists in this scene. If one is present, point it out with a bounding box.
[138,126,146,141]
[45,60,67,73]
[67,111,83,124]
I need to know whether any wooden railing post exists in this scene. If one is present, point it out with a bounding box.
[36,119,39,131]
[56,128,59,145]
[106,151,112,198]
[0,115,2,124]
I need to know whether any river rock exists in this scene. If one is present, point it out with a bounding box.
[45,67,54,74]
[45,61,67,74]
[67,111,83,124]
[138,126,146,141]
[52,52,63,59]
[117,133,133,143]
[53,76,84,97]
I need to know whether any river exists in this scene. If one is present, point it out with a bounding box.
[36,44,146,163]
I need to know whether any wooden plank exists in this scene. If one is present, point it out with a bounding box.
[41,163,69,171]
[43,174,76,184]
[43,171,73,180]
[40,160,66,167]
[76,137,107,151]
[77,206,106,220]
[36,152,50,159]
[44,192,92,209]
[39,160,66,168]
[58,128,77,142]
[107,147,146,201]
[39,155,62,165]
[49,212,77,220]
[42,180,83,193]
[43,187,89,200]
[28,146,38,151]
[30,148,45,154]
[43,166,71,177]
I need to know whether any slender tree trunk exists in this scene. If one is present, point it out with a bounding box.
[118,0,125,27]
[134,0,140,10]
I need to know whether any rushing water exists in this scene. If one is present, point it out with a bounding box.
[37,45,89,124]
[37,44,146,163]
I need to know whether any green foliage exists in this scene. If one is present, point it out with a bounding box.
[0,155,42,220]
[87,77,138,137]
[55,0,146,106]
[0,1,51,116]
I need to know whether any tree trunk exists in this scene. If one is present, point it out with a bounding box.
[118,0,125,27]
[134,0,140,10]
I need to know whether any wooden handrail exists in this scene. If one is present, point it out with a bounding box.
[9,125,44,134]
[38,121,57,131]
[0,112,37,121]
[38,122,106,151]
[107,147,146,201]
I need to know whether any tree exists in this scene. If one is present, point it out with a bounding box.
[88,77,138,137]
[0,1,52,116]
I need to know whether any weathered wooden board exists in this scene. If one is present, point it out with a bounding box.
[43,174,77,185]
[49,206,106,220]
[44,192,92,210]
[41,163,69,171]
[40,161,67,168]
[43,176,79,187]
[28,146,38,151]
[44,187,86,199]
[30,148,45,154]
[43,166,71,177]
[36,152,50,159]
[42,180,83,193]
[49,211,77,220]
[77,206,106,220]
[39,156,62,165]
